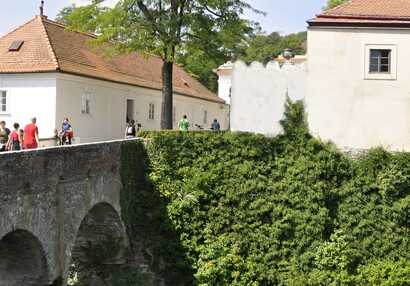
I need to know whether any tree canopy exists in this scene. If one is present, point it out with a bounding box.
[235,31,307,65]
[67,0,261,129]
[323,0,350,10]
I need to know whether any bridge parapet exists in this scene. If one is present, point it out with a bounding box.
[0,140,129,285]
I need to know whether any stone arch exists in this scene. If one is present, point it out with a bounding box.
[69,202,127,283]
[0,229,49,286]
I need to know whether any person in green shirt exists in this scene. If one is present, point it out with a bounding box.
[178,115,190,131]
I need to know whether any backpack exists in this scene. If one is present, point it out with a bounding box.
[127,125,135,134]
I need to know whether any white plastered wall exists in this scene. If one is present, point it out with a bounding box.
[306,28,410,151]
[230,61,306,136]
[56,73,229,143]
[0,73,57,139]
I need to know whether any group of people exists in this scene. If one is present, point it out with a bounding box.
[0,117,75,152]
[0,117,39,151]
[1,115,220,150]
[125,119,142,139]
[178,115,220,131]
[53,118,74,145]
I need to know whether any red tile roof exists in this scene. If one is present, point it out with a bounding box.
[323,0,410,18]
[0,16,225,104]
[308,0,410,29]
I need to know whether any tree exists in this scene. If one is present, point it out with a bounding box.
[68,0,260,129]
[55,4,77,26]
[237,31,282,64]
[323,0,350,10]
[236,31,306,65]
[279,34,306,56]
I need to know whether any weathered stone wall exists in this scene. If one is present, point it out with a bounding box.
[0,140,128,285]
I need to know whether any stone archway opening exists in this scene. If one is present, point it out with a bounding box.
[0,229,49,286]
[69,202,127,285]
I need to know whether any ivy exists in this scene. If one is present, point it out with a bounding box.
[116,100,409,285]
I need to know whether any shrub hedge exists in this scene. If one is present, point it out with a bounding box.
[119,101,409,285]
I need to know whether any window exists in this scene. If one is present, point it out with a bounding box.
[203,110,208,124]
[82,92,91,114]
[0,91,8,114]
[149,103,155,120]
[173,106,176,123]
[364,44,397,80]
[370,49,390,73]
[9,41,24,51]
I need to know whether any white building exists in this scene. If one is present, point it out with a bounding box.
[307,0,410,151]
[217,0,409,152]
[0,15,228,144]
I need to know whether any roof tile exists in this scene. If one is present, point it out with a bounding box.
[323,0,410,18]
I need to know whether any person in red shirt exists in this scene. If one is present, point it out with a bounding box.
[24,117,39,149]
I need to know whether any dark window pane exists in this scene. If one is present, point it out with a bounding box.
[380,65,389,72]
[381,50,390,57]
[381,58,389,65]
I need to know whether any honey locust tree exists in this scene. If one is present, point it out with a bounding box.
[68,0,259,129]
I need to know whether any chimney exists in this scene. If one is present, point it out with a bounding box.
[40,1,44,17]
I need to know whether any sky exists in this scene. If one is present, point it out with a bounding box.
[0,0,327,37]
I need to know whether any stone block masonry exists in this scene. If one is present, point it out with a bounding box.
[0,140,130,285]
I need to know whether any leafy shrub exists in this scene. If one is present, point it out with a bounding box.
[119,100,408,285]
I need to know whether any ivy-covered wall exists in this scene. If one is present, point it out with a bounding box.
[118,100,409,285]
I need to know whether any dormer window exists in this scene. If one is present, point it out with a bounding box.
[9,41,24,51]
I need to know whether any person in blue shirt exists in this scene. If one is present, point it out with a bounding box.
[211,119,220,131]
[59,118,73,145]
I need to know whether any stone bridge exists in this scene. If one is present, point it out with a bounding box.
[0,140,130,285]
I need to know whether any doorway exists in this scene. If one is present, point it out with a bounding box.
[126,99,134,123]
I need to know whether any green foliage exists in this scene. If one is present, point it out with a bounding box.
[120,140,196,285]
[119,101,408,285]
[66,0,260,128]
[68,236,125,285]
[237,31,306,65]
[323,0,350,10]
[279,96,310,139]
[236,31,283,65]
[142,128,350,284]
[55,4,77,26]
[50,277,63,286]
[279,34,305,56]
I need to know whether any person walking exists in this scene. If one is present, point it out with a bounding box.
[0,121,10,151]
[211,119,220,131]
[24,117,39,149]
[7,123,23,151]
[178,115,190,131]
[125,119,136,139]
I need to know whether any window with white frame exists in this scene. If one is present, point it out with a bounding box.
[149,103,155,120]
[203,110,208,124]
[173,106,176,123]
[81,92,91,114]
[364,44,397,80]
[0,91,8,114]
[370,49,391,73]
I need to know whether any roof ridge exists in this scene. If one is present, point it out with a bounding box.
[42,17,100,39]
[316,13,410,20]
[38,16,60,70]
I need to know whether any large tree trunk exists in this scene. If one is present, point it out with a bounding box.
[161,60,173,129]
